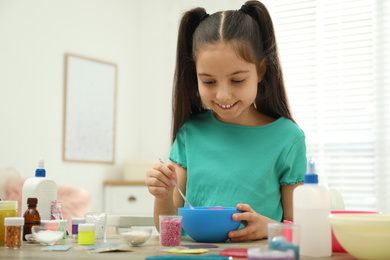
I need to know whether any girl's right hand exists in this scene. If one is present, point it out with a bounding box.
[145,162,176,200]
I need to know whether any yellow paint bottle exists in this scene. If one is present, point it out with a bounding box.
[78,223,95,245]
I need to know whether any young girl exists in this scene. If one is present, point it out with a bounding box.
[146,0,306,242]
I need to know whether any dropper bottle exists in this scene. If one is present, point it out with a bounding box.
[23,198,41,241]
[293,157,332,257]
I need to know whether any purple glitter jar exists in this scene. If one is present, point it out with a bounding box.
[71,218,86,237]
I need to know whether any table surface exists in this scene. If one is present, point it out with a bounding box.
[0,235,356,260]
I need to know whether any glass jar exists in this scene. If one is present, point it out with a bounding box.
[159,215,182,246]
[0,201,18,247]
[85,212,106,241]
[4,217,24,249]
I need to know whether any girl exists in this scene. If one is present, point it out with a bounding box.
[146,0,306,242]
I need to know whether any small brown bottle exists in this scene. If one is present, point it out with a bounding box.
[23,197,41,241]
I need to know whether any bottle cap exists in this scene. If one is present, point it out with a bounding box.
[72,218,86,225]
[35,158,46,177]
[0,201,18,210]
[304,157,319,184]
[27,198,38,205]
[78,223,95,232]
[4,217,24,226]
[307,157,316,174]
[304,173,318,183]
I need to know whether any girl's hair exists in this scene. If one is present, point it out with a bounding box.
[171,0,294,144]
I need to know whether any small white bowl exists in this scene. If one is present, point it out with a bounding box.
[32,225,66,246]
[119,227,152,246]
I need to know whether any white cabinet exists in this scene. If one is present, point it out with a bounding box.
[103,181,154,216]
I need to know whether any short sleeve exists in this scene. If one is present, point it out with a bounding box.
[280,135,307,185]
[169,126,188,169]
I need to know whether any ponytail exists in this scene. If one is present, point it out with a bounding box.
[240,1,294,123]
[172,8,209,144]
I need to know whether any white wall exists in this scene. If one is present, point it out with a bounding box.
[0,0,247,211]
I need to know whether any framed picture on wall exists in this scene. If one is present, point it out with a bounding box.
[63,53,117,164]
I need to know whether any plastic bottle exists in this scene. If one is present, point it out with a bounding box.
[78,223,95,245]
[23,197,41,241]
[293,157,331,257]
[22,158,57,220]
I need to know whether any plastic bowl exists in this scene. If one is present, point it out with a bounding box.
[178,207,242,243]
[32,225,66,245]
[330,210,379,252]
[119,227,152,246]
[329,214,390,259]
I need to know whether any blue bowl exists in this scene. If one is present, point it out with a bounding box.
[178,207,242,243]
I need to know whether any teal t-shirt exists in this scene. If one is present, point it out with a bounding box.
[169,110,306,222]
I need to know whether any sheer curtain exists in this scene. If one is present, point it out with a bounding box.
[268,0,390,213]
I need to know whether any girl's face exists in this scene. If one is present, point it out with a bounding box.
[196,42,264,126]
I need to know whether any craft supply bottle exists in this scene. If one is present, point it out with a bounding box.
[23,198,41,241]
[72,217,86,240]
[0,201,18,247]
[22,158,57,220]
[78,223,95,245]
[4,217,24,249]
[51,200,63,220]
[293,157,332,257]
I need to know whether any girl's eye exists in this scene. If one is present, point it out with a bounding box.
[232,79,245,84]
[202,81,215,85]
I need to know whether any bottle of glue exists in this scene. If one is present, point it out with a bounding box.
[22,158,57,220]
[293,157,331,257]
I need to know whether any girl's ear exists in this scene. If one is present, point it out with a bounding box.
[257,59,267,82]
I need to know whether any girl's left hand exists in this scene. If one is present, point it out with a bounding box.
[228,203,277,242]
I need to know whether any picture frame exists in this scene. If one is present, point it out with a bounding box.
[63,53,117,164]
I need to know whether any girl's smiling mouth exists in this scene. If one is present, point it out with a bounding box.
[217,102,238,109]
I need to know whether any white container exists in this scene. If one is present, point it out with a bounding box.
[293,158,331,257]
[22,159,57,220]
[329,188,345,211]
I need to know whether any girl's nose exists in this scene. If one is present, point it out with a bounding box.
[215,85,232,101]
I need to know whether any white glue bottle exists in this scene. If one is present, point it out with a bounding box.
[22,158,57,220]
[293,157,331,257]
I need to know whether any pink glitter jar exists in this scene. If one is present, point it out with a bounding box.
[159,215,182,246]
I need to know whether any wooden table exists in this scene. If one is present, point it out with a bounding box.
[0,235,356,260]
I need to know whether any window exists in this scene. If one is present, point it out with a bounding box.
[269,0,390,213]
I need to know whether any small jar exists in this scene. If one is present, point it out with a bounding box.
[4,217,24,249]
[41,220,60,231]
[159,215,182,246]
[59,220,67,239]
[78,223,95,245]
[0,201,18,247]
[72,217,86,239]
[85,212,107,241]
[50,200,63,220]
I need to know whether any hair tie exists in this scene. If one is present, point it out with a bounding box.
[200,12,209,22]
[240,5,251,15]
